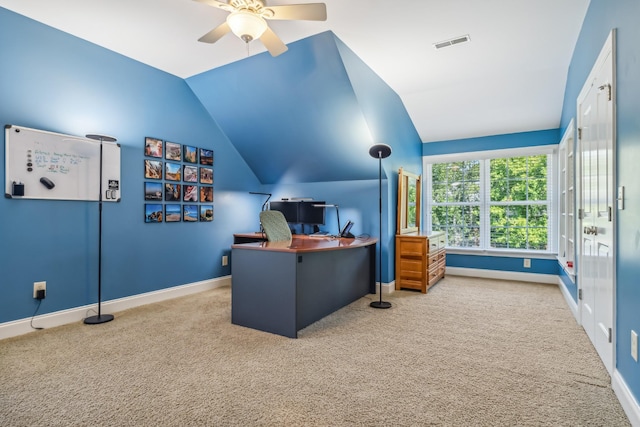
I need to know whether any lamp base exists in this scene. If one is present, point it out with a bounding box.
[370,301,392,309]
[83,314,114,325]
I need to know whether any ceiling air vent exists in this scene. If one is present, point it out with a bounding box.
[433,34,471,50]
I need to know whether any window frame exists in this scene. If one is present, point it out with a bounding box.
[423,145,558,256]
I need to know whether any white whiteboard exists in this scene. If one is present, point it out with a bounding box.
[4,125,120,201]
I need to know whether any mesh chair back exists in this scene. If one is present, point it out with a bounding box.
[259,210,293,242]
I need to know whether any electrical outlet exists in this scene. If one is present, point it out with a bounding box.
[632,330,638,362]
[33,281,46,299]
[523,259,531,268]
[222,255,228,266]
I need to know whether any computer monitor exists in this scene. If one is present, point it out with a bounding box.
[268,201,299,223]
[298,201,325,225]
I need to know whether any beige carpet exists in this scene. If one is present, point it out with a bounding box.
[0,276,629,426]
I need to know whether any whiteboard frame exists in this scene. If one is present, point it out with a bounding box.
[4,125,121,202]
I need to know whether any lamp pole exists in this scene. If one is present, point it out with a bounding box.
[84,134,117,325]
[369,143,392,309]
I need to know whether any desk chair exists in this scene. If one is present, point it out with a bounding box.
[259,210,292,242]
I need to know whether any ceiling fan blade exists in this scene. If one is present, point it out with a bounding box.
[192,0,236,13]
[260,27,288,57]
[198,21,232,44]
[266,3,327,21]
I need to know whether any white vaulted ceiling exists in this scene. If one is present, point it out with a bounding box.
[0,0,590,142]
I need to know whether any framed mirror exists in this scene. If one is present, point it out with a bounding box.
[397,167,421,234]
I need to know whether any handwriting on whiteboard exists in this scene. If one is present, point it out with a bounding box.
[33,149,90,175]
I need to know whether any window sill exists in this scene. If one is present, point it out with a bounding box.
[446,248,558,260]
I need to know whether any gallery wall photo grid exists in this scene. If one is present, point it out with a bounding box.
[143,137,214,223]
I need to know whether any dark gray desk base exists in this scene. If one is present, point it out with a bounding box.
[231,244,374,338]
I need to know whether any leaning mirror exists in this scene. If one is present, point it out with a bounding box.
[397,167,421,235]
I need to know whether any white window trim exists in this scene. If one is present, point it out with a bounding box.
[423,145,558,254]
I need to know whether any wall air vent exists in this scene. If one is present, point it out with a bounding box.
[433,34,471,50]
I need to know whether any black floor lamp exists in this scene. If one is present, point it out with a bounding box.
[84,134,116,325]
[369,143,392,309]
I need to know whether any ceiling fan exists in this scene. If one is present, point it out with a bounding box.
[194,0,327,57]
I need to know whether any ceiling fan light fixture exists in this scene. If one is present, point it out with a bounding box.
[227,10,267,43]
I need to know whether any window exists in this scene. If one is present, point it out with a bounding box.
[558,121,575,277]
[425,147,556,253]
[431,160,481,247]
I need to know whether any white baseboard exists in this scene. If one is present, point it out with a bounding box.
[375,281,395,295]
[445,267,558,285]
[613,369,640,427]
[557,276,580,322]
[0,276,231,341]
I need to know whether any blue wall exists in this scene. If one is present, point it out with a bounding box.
[559,0,640,407]
[336,35,423,283]
[0,8,261,323]
[188,32,423,283]
[559,267,577,299]
[186,32,379,185]
[0,9,424,323]
[447,255,558,275]
[423,129,560,156]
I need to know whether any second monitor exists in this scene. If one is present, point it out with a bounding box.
[269,200,325,225]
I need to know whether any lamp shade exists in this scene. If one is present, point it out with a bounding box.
[227,11,268,42]
[369,143,392,159]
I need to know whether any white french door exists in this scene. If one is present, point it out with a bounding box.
[577,31,615,375]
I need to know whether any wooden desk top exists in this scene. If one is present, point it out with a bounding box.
[232,235,377,253]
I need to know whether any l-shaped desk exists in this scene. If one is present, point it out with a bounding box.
[231,234,377,338]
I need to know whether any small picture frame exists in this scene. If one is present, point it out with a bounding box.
[165,141,182,161]
[199,167,213,184]
[164,204,181,222]
[165,162,181,181]
[183,165,198,182]
[145,137,163,158]
[165,183,181,201]
[183,204,198,222]
[200,148,214,165]
[200,205,213,222]
[145,204,163,223]
[183,185,198,202]
[200,186,213,202]
[183,145,198,163]
[144,159,163,180]
[144,182,163,201]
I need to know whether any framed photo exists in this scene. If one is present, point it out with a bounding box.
[144,182,163,201]
[183,204,198,222]
[164,204,181,222]
[165,141,182,161]
[183,185,198,202]
[200,186,213,202]
[145,137,163,158]
[200,148,213,165]
[165,183,181,201]
[145,204,163,223]
[183,165,198,182]
[165,162,181,181]
[144,159,162,180]
[199,167,213,184]
[200,205,213,222]
[183,145,198,163]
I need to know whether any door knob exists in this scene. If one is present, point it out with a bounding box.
[583,226,598,235]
